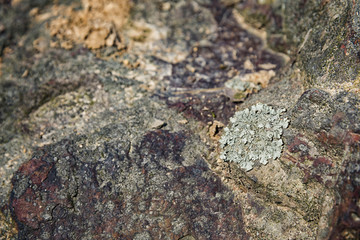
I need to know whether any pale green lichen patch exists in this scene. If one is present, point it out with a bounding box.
[219,103,289,171]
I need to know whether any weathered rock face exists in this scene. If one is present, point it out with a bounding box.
[282,0,360,92]
[10,129,248,239]
[285,89,360,238]
[1,0,359,239]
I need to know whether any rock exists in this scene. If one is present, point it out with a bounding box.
[149,118,166,129]
[1,0,360,239]
[10,129,248,239]
[281,0,360,92]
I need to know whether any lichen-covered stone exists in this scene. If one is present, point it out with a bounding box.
[220,103,289,171]
[1,0,360,239]
[281,0,360,92]
[10,129,249,239]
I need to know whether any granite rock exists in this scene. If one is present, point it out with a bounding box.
[1,0,359,239]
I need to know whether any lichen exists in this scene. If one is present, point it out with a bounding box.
[47,0,130,50]
[219,103,289,171]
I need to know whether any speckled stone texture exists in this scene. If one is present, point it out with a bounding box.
[286,89,360,238]
[1,0,360,239]
[10,130,248,239]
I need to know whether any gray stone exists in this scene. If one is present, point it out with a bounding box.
[1,0,359,239]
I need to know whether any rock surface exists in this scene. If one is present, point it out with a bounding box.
[0,0,359,239]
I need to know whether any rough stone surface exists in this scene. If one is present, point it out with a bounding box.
[1,0,360,239]
[10,129,248,239]
[281,0,360,92]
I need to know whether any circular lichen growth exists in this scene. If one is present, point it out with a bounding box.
[219,103,289,171]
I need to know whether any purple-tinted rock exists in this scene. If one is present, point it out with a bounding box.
[10,131,249,239]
